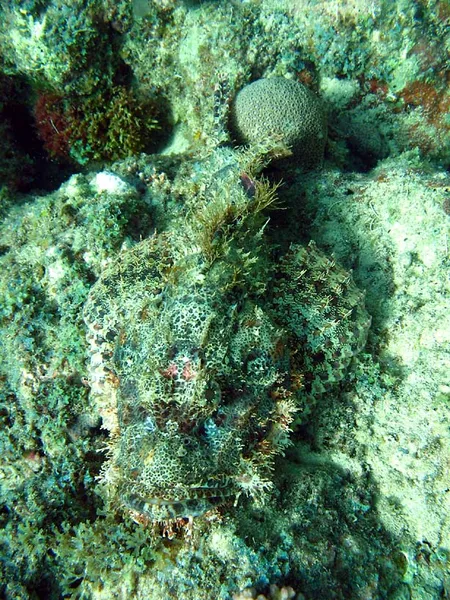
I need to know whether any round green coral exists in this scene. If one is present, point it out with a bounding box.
[231,77,327,168]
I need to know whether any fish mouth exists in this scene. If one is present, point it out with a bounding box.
[124,487,234,521]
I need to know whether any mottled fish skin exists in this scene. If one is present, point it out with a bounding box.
[83,234,288,522]
[83,161,370,526]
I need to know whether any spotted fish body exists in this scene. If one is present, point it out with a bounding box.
[83,158,370,525]
[84,233,290,521]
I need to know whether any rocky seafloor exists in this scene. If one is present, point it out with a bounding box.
[0,1,449,599]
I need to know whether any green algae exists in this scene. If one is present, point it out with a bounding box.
[0,1,449,599]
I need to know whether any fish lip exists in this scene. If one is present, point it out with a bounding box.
[124,487,236,520]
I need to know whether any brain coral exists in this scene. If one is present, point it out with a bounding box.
[231,77,327,168]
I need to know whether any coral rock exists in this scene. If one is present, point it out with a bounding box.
[231,77,327,168]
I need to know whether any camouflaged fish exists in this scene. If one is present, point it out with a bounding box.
[83,157,370,526]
